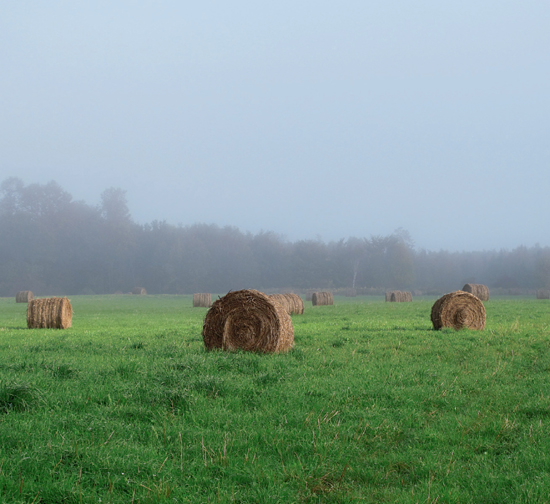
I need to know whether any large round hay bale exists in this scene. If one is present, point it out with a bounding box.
[462,283,489,301]
[202,289,294,353]
[132,287,147,295]
[193,293,212,307]
[536,289,550,299]
[311,292,333,306]
[431,291,486,330]
[16,291,34,303]
[27,297,73,329]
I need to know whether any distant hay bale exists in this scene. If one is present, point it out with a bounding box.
[285,293,305,314]
[536,289,550,299]
[15,291,34,303]
[306,291,315,301]
[27,297,73,329]
[269,293,305,315]
[202,289,294,353]
[268,294,291,313]
[387,290,412,302]
[431,291,486,330]
[132,287,147,295]
[311,292,333,306]
[193,293,212,307]
[462,283,489,301]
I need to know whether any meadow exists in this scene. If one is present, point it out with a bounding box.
[0,294,549,503]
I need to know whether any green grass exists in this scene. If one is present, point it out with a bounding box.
[0,294,550,503]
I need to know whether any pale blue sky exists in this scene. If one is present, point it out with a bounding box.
[1,1,549,251]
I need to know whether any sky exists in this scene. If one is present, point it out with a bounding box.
[1,1,549,252]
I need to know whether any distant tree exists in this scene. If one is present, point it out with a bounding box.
[98,188,136,293]
[100,187,131,223]
[535,248,550,289]
[20,181,72,219]
[250,231,292,289]
[0,177,25,215]
[332,237,369,289]
[290,239,332,289]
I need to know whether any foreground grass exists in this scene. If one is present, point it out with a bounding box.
[0,294,549,503]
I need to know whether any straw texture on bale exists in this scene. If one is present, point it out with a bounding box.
[132,287,147,295]
[268,294,291,313]
[311,292,333,306]
[431,291,486,330]
[462,283,489,301]
[387,290,412,302]
[202,289,294,353]
[285,293,305,314]
[536,289,550,299]
[193,293,212,307]
[268,293,304,315]
[27,297,73,329]
[16,291,34,303]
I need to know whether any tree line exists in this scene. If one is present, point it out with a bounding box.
[1,177,549,297]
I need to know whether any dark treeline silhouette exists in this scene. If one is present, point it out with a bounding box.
[1,177,549,296]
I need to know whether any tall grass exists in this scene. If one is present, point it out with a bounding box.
[0,294,549,502]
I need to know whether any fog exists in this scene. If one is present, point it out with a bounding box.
[1,2,549,252]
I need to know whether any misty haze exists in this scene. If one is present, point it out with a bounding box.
[1,2,549,254]
[1,177,549,297]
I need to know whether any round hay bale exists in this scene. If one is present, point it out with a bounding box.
[27,297,73,329]
[269,293,304,315]
[268,294,292,314]
[193,293,212,307]
[311,292,333,306]
[536,289,550,299]
[387,290,412,302]
[462,283,489,301]
[390,291,401,302]
[132,287,147,295]
[16,291,34,303]
[284,293,304,315]
[431,291,486,330]
[202,289,294,353]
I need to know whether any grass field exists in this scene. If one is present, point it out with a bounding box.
[1,294,550,503]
